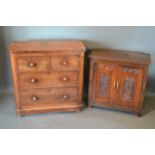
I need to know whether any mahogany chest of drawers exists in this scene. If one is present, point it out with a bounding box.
[88,49,151,116]
[10,41,86,116]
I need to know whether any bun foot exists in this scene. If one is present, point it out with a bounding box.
[137,112,142,117]
[16,111,24,117]
[75,110,81,112]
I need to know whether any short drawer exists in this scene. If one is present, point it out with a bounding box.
[51,56,79,70]
[19,71,79,89]
[20,87,79,105]
[17,56,49,72]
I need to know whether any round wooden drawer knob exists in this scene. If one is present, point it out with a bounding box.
[62,61,68,65]
[32,96,38,101]
[30,78,37,83]
[29,62,36,67]
[62,77,68,81]
[63,95,69,99]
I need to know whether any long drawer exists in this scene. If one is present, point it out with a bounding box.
[19,71,79,89]
[20,87,79,105]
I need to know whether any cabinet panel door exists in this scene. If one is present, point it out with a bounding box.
[117,66,143,107]
[93,62,116,106]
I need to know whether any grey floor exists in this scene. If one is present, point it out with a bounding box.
[0,94,155,129]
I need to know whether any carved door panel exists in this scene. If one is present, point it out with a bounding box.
[93,63,116,106]
[117,66,143,107]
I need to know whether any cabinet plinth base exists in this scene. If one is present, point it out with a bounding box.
[90,104,143,117]
[16,105,83,117]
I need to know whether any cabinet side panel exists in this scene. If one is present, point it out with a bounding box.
[88,59,95,107]
[137,66,149,113]
[79,52,85,104]
[10,54,21,116]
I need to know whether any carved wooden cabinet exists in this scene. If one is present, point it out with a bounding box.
[88,49,151,116]
[10,41,86,116]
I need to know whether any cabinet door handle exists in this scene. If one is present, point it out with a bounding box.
[114,81,117,89]
[116,81,119,90]
[114,81,119,90]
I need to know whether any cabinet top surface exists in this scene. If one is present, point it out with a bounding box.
[9,40,86,53]
[89,49,151,65]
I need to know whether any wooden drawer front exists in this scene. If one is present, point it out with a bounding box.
[51,56,79,70]
[20,87,79,105]
[17,56,49,72]
[19,71,79,89]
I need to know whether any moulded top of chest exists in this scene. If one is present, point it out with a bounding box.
[89,49,151,65]
[9,40,86,53]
